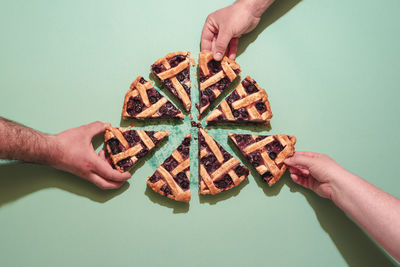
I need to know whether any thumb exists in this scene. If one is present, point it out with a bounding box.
[84,121,109,138]
[213,28,232,61]
[284,152,317,169]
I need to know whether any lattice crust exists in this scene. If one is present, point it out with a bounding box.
[198,129,249,195]
[104,126,169,173]
[122,76,184,120]
[206,76,273,124]
[197,52,241,116]
[147,134,191,202]
[229,134,296,186]
[151,51,191,111]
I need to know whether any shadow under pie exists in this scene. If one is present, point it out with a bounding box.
[119,117,184,128]
[205,121,272,132]
[144,186,189,214]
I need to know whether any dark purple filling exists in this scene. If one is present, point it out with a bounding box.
[265,140,284,160]
[168,55,186,68]
[234,165,249,177]
[198,134,206,149]
[177,144,189,157]
[139,77,147,84]
[199,78,231,110]
[107,138,126,155]
[162,156,178,172]
[176,68,190,85]
[261,171,273,183]
[117,158,133,171]
[232,107,249,120]
[126,96,144,116]
[242,78,259,94]
[255,136,266,142]
[158,102,180,118]
[149,171,162,183]
[174,171,190,190]
[183,137,191,146]
[146,131,161,145]
[122,130,141,146]
[207,60,222,74]
[147,89,162,104]
[248,151,262,167]
[222,150,232,161]
[226,90,240,105]
[255,102,266,112]
[214,174,234,189]
[201,154,221,173]
[136,147,149,159]
[151,64,166,74]
[160,184,172,196]
[233,134,255,148]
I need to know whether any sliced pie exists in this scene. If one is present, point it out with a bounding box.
[229,134,296,186]
[197,51,241,117]
[122,76,184,119]
[147,134,191,202]
[198,129,249,195]
[104,126,169,172]
[151,51,191,111]
[206,76,273,124]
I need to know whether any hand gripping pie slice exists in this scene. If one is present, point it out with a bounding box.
[151,51,191,111]
[122,76,184,120]
[198,129,249,195]
[229,134,296,186]
[147,134,191,202]
[104,126,169,172]
[197,51,241,117]
[206,76,273,124]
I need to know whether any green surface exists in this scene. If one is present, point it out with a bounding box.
[1,0,400,266]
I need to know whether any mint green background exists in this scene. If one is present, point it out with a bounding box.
[1,0,399,266]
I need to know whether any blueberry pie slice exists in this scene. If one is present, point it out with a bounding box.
[151,51,191,111]
[147,134,191,202]
[122,76,184,119]
[206,76,273,124]
[229,134,296,186]
[198,129,249,195]
[197,51,241,117]
[104,126,169,172]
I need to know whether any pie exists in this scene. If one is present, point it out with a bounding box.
[104,126,169,172]
[205,76,273,124]
[198,129,249,195]
[197,51,241,117]
[147,134,191,202]
[151,51,191,111]
[229,134,296,186]
[122,76,184,119]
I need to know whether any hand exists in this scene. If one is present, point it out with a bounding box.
[284,152,349,200]
[50,121,131,189]
[201,1,264,61]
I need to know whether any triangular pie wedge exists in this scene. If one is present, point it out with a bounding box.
[206,76,273,124]
[147,133,191,202]
[197,51,241,117]
[198,129,249,195]
[104,126,169,172]
[229,133,296,186]
[151,51,191,111]
[122,76,184,120]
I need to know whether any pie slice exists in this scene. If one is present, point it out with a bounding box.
[197,51,241,117]
[205,76,273,124]
[229,133,296,186]
[151,51,191,111]
[147,134,191,202]
[198,129,249,195]
[122,76,184,119]
[104,126,169,172]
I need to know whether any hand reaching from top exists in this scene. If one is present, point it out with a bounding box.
[201,0,275,61]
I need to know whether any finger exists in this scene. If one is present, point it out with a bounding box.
[91,155,131,181]
[98,150,107,161]
[84,121,109,138]
[227,38,239,59]
[290,173,310,189]
[284,152,317,168]
[201,20,216,52]
[289,166,310,177]
[213,28,232,61]
[88,173,125,190]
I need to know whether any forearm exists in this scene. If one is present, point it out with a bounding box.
[236,0,275,18]
[332,172,400,261]
[0,117,57,165]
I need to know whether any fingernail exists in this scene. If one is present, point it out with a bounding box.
[214,52,223,61]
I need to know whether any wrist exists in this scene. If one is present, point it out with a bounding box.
[235,0,274,18]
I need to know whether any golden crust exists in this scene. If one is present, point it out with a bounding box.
[229,133,296,186]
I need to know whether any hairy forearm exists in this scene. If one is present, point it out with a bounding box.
[332,172,400,261]
[0,117,57,165]
[236,0,275,17]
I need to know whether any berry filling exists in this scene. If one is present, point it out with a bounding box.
[214,174,234,189]
[122,130,141,146]
[201,154,221,173]
[234,165,249,177]
[162,156,179,172]
[174,171,190,190]
[265,140,284,160]
[255,102,266,112]
[261,171,273,183]
[168,55,186,68]
[149,171,162,183]
[117,158,133,171]
[160,184,172,196]
[248,151,262,167]
[107,138,126,155]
